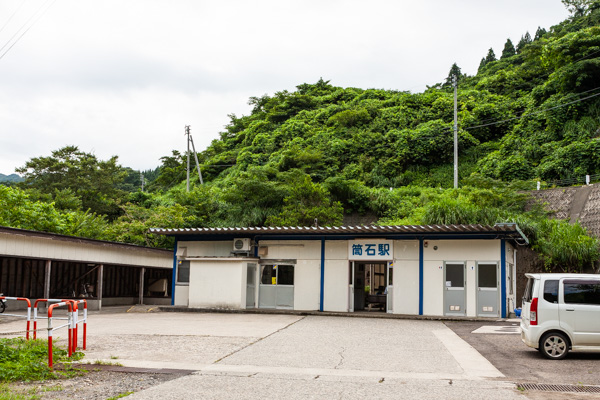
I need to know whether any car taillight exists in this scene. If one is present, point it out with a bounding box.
[530,297,538,326]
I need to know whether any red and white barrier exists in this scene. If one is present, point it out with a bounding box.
[0,296,32,339]
[47,301,73,368]
[2,297,90,368]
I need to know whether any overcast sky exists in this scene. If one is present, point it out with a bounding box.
[0,0,570,175]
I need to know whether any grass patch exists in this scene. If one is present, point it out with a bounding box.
[0,338,85,383]
[0,383,40,400]
[87,360,123,366]
[41,384,64,392]
[107,392,134,400]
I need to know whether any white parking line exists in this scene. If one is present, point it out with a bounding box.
[471,326,520,334]
[433,327,505,378]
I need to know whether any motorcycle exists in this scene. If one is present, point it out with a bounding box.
[0,294,5,313]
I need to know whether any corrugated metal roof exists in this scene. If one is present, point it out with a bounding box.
[0,225,172,254]
[149,223,528,243]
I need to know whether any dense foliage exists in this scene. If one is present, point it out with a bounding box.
[3,2,600,271]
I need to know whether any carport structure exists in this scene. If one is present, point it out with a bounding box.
[0,226,173,309]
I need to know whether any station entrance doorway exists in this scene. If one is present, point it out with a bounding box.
[348,261,392,312]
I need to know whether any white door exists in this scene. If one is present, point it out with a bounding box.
[444,262,466,316]
[476,262,499,317]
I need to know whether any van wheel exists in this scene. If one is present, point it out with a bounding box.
[539,332,569,360]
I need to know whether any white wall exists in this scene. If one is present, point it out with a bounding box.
[422,240,501,317]
[178,241,231,257]
[259,240,321,311]
[393,240,419,315]
[174,285,189,306]
[324,240,349,312]
[188,260,244,309]
[294,259,321,310]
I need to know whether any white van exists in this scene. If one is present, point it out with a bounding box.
[520,273,600,360]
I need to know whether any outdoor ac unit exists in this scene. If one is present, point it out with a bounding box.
[233,238,251,252]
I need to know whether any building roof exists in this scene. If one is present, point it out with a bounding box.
[150,223,529,244]
[0,225,172,255]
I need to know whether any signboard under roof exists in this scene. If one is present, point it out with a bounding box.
[348,240,393,261]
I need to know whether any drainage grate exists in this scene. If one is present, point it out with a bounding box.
[517,383,600,394]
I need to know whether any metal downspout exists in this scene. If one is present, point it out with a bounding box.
[501,239,507,318]
[171,237,178,306]
[419,238,424,315]
[320,238,325,312]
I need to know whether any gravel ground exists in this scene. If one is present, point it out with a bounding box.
[8,368,185,400]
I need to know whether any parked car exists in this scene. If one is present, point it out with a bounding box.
[520,273,600,360]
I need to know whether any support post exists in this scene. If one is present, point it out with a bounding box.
[97,264,104,310]
[139,267,145,305]
[44,260,52,300]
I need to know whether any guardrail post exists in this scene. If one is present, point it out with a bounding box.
[47,301,73,368]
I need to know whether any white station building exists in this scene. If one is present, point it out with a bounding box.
[150,224,528,318]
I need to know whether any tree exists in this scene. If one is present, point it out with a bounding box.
[561,0,593,16]
[0,185,109,239]
[478,57,487,72]
[443,63,464,87]
[485,48,497,63]
[149,150,187,191]
[16,146,127,218]
[501,39,516,59]
[265,173,343,227]
[516,32,532,53]
[534,26,547,41]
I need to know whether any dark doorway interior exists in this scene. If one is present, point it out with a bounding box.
[352,262,387,312]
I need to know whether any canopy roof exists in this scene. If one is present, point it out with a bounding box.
[150,223,529,245]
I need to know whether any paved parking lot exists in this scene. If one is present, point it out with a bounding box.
[445,320,600,386]
[2,309,520,399]
[3,309,600,399]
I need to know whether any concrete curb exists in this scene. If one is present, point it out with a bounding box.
[157,305,511,323]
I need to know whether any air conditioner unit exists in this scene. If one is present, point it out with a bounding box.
[233,238,251,252]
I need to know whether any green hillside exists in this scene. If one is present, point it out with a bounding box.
[5,1,600,271]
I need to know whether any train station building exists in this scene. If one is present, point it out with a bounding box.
[151,224,528,318]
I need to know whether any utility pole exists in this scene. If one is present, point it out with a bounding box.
[140,172,144,192]
[453,74,458,189]
[185,125,191,192]
[184,125,204,192]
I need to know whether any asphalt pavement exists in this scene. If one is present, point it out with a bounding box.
[445,319,600,386]
[2,308,599,399]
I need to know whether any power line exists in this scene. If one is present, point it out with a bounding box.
[464,90,600,131]
[571,48,600,64]
[0,0,28,35]
[0,0,56,61]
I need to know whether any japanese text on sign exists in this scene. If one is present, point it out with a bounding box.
[348,240,393,260]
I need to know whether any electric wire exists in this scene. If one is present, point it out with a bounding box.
[0,0,28,35]
[571,48,600,64]
[0,0,56,61]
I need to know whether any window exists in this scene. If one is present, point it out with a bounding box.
[477,263,497,288]
[260,264,294,286]
[177,260,190,284]
[446,263,464,288]
[564,280,600,305]
[523,277,534,303]
[543,280,558,303]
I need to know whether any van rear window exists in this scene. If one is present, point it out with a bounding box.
[543,280,558,303]
[523,277,534,302]
[563,280,600,305]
